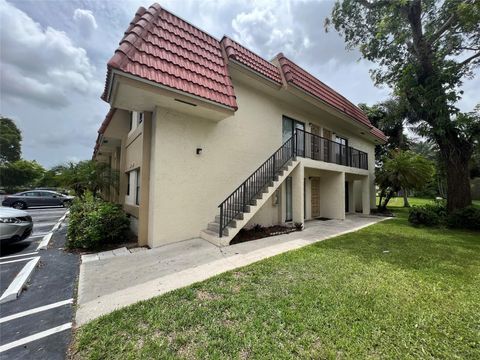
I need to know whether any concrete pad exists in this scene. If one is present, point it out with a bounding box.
[81,254,99,263]
[112,247,129,256]
[75,215,389,326]
[129,247,147,253]
[97,251,115,260]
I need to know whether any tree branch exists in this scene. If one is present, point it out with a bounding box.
[429,14,457,44]
[458,52,480,67]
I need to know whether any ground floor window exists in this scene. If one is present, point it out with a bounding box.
[126,169,140,205]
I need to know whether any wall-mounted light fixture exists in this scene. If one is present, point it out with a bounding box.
[196,148,202,155]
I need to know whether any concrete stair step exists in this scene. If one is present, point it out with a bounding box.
[207,222,231,236]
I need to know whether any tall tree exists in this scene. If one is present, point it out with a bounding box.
[359,97,410,160]
[328,0,480,212]
[0,160,45,189]
[0,116,22,163]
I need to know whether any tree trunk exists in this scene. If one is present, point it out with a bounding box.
[444,151,472,212]
[402,188,410,207]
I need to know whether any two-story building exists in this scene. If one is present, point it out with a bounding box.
[93,3,387,248]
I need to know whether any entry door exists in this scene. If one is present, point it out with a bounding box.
[311,178,320,218]
[311,124,321,160]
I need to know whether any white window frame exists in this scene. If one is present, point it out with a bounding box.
[125,169,140,206]
[128,111,144,136]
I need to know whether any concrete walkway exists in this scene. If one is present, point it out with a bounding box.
[75,215,389,326]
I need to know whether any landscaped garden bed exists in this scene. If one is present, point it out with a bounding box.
[230,224,300,245]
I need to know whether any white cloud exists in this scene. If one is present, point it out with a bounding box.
[73,8,98,38]
[0,0,100,108]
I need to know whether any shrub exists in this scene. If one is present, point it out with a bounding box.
[67,195,129,250]
[294,222,303,231]
[447,206,480,230]
[408,203,447,226]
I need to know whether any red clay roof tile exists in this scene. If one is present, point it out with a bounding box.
[276,54,372,128]
[102,4,237,109]
[221,37,282,85]
[101,3,386,143]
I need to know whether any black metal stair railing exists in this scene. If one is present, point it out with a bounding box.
[218,136,295,237]
[217,130,369,237]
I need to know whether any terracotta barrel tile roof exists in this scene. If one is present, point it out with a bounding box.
[221,37,282,85]
[101,3,386,143]
[369,127,387,142]
[276,54,372,128]
[102,3,237,109]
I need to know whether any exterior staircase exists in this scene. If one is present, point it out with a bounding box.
[200,136,298,246]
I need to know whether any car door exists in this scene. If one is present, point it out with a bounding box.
[40,192,60,206]
[23,191,41,206]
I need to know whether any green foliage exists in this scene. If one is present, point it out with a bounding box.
[447,206,480,230]
[0,159,45,191]
[408,203,447,226]
[359,97,410,160]
[328,0,480,211]
[0,117,22,163]
[408,202,480,230]
[377,150,435,209]
[67,195,129,250]
[55,160,119,198]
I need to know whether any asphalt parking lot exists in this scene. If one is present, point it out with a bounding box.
[0,207,78,359]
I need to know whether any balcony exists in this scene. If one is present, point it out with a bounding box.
[295,129,368,170]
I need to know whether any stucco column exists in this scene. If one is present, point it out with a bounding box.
[348,180,355,214]
[319,171,345,220]
[291,163,304,225]
[362,176,370,215]
[138,113,152,246]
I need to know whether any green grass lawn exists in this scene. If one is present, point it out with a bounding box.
[73,203,480,359]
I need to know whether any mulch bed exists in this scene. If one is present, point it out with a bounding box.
[230,225,298,245]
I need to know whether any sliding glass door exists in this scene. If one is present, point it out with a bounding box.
[282,116,305,155]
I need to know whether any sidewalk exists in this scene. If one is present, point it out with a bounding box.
[75,215,388,326]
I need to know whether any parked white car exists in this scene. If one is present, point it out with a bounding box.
[0,207,33,245]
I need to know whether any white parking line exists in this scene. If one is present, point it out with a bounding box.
[0,252,39,260]
[0,299,73,324]
[0,257,40,304]
[36,211,68,251]
[0,322,72,353]
[0,256,38,265]
[36,233,53,251]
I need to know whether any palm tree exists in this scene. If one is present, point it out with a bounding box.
[377,150,434,210]
[56,160,119,198]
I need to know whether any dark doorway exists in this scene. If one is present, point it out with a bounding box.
[345,181,349,213]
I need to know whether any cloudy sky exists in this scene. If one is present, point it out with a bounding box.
[1,0,478,168]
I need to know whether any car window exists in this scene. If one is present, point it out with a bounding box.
[23,192,39,197]
[40,192,55,197]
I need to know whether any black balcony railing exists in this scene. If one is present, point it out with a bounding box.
[217,130,368,237]
[295,129,368,170]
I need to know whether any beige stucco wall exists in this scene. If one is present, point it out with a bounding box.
[146,70,378,247]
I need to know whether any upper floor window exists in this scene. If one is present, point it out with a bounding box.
[335,136,348,146]
[129,111,144,135]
